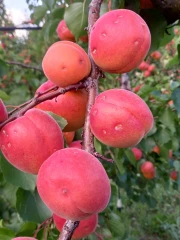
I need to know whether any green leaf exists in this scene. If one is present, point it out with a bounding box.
[0,59,8,77]
[160,26,175,47]
[112,0,125,10]
[159,108,176,133]
[16,188,52,223]
[64,1,90,40]
[47,111,68,130]
[106,212,125,236]
[172,88,180,115]
[114,149,125,174]
[139,137,156,153]
[44,19,59,41]
[16,222,37,237]
[50,7,64,20]
[100,2,108,16]
[2,183,18,207]
[0,153,37,191]
[165,55,179,69]
[0,90,10,101]
[137,84,154,98]
[0,227,15,240]
[140,9,167,53]
[43,0,55,10]
[32,4,47,22]
[178,44,180,62]
[173,160,180,172]
[124,149,136,166]
[154,128,171,146]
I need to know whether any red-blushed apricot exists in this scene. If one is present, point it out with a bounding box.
[133,84,144,93]
[90,89,154,148]
[132,148,142,161]
[0,99,8,123]
[36,80,88,132]
[150,51,161,60]
[144,70,151,78]
[148,64,155,72]
[140,0,154,9]
[0,109,64,174]
[138,61,149,71]
[42,41,91,87]
[89,9,151,73]
[170,171,178,181]
[12,238,37,240]
[79,35,88,43]
[141,161,155,179]
[63,131,75,145]
[68,140,82,149]
[37,148,111,220]
[53,213,98,239]
[152,145,160,155]
[56,20,75,42]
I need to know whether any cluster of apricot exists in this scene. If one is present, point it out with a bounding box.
[0,8,157,239]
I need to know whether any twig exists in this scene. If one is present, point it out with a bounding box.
[120,73,131,91]
[33,217,52,238]
[93,152,114,163]
[0,26,42,31]
[5,61,43,72]
[58,221,80,240]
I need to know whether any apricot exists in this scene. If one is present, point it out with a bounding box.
[150,51,161,60]
[12,238,37,240]
[89,9,151,73]
[141,161,155,179]
[140,0,154,9]
[42,41,91,87]
[36,80,88,132]
[63,131,75,145]
[138,61,149,71]
[53,213,98,239]
[170,171,178,181]
[0,99,8,123]
[90,89,154,148]
[144,70,151,78]
[37,148,111,220]
[68,140,82,149]
[0,109,64,174]
[56,20,75,42]
[152,145,160,155]
[133,84,144,93]
[132,148,142,161]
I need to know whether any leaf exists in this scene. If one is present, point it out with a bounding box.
[64,1,90,40]
[32,4,47,23]
[0,90,10,101]
[178,44,180,62]
[112,0,125,10]
[50,7,64,20]
[16,188,52,223]
[16,222,37,237]
[160,26,175,47]
[0,153,37,191]
[114,149,125,174]
[44,19,60,41]
[2,183,18,207]
[124,149,136,166]
[154,128,171,146]
[43,0,55,10]
[139,137,156,153]
[100,2,108,16]
[0,227,15,240]
[47,111,68,130]
[140,9,167,53]
[159,108,176,133]
[0,59,8,77]
[172,88,180,115]
[165,55,179,69]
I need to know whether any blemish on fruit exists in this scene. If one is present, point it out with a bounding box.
[7,143,11,148]
[62,66,66,70]
[101,95,106,100]
[115,124,122,131]
[93,110,98,116]
[62,189,68,194]
[103,130,107,134]
[134,41,139,46]
[92,48,97,54]
[2,130,7,136]
[102,33,106,37]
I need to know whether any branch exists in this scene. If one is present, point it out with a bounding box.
[0,26,42,31]
[0,80,87,130]
[120,73,131,91]
[5,61,43,72]
[58,0,103,239]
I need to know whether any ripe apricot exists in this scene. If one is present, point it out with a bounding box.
[89,9,151,73]
[138,61,149,71]
[90,89,154,148]
[144,70,151,78]
[152,145,160,155]
[53,213,98,239]
[42,41,91,87]
[56,20,75,42]
[132,148,142,161]
[63,131,75,145]
[141,161,155,179]
[0,109,64,174]
[69,140,82,149]
[170,171,178,181]
[37,148,111,220]
[150,51,161,60]
[0,99,8,123]
[36,80,88,132]
[12,238,37,240]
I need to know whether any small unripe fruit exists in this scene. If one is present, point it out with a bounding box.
[90,89,154,148]
[133,84,144,93]
[37,148,111,220]
[148,64,155,72]
[0,99,8,123]
[42,41,91,87]
[138,61,149,71]
[0,109,64,174]
[170,171,178,181]
[143,70,151,78]
[150,51,161,60]
[132,148,142,161]
[63,131,75,145]
[141,161,155,179]
[68,140,82,149]
[53,213,98,239]
[152,145,160,155]
[90,9,151,73]
[56,20,75,42]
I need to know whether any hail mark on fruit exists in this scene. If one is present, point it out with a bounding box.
[93,109,98,116]
[62,66,66,70]
[115,124,122,131]
[7,143,11,148]
[62,189,68,194]
[134,41,139,46]
[101,95,106,100]
[114,15,123,23]
[92,48,97,54]
[103,130,107,134]
[14,130,17,134]
[79,59,84,64]
[102,32,106,37]
[2,130,7,136]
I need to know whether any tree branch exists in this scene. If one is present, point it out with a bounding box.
[0,26,42,31]
[5,61,43,72]
[120,73,131,91]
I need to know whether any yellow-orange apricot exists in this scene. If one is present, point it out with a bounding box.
[56,20,75,42]
[37,148,111,220]
[42,41,91,87]
[90,89,154,148]
[63,131,75,145]
[89,9,151,73]
[53,213,98,239]
[36,80,88,132]
[141,161,155,179]
[170,171,178,181]
[0,109,64,174]
[0,99,8,123]
[132,148,142,161]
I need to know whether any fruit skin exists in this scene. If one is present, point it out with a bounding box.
[170,171,178,181]
[42,41,91,87]
[63,131,75,145]
[36,80,88,132]
[0,109,64,174]
[133,84,144,93]
[143,70,151,78]
[0,99,8,123]
[53,213,98,239]
[37,148,111,220]
[132,148,142,161]
[90,89,154,148]
[141,161,155,179]
[69,140,82,149]
[140,0,154,9]
[138,61,149,71]
[150,51,161,60]
[89,9,151,73]
[12,238,37,240]
[56,20,75,42]
[148,64,155,72]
